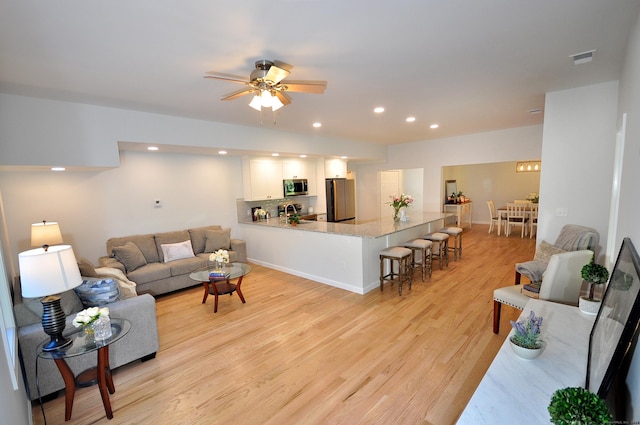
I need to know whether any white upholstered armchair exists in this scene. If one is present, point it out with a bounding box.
[493,249,594,333]
[514,224,599,285]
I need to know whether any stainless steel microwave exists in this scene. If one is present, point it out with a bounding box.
[283,179,308,196]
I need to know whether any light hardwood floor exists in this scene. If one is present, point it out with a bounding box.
[32,225,535,425]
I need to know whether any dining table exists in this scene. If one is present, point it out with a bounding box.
[496,203,537,236]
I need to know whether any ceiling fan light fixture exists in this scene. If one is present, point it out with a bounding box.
[248,89,284,111]
[249,94,262,111]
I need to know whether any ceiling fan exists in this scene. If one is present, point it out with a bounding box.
[204,60,327,111]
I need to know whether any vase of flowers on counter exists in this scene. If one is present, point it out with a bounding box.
[389,193,414,222]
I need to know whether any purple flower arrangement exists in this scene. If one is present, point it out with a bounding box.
[510,310,543,349]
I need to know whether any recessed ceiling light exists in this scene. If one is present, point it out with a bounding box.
[218,150,227,155]
[272,153,279,157]
[300,154,307,158]
[341,156,348,159]
[147,146,159,151]
[312,122,322,128]
[406,116,416,123]
[374,107,385,113]
[430,123,439,129]
[51,167,66,171]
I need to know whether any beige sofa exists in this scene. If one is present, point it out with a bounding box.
[99,225,247,296]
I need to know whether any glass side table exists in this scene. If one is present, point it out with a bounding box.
[37,318,131,421]
[190,263,252,313]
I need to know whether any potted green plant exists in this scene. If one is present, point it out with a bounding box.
[509,310,544,359]
[548,387,611,425]
[288,213,300,226]
[579,256,609,315]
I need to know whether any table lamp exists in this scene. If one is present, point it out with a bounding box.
[31,220,63,250]
[18,245,82,351]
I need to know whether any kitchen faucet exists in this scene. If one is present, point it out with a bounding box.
[283,203,298,217]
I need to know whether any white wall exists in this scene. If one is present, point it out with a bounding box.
[354,125,543,221]
[0,93,387,168]
[0,151,245,267]
[538,81,619,258]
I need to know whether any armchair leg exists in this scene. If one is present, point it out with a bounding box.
[493,300,501,334]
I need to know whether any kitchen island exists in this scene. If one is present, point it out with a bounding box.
[238,212,449,294]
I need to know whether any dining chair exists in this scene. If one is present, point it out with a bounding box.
[493,249,593,333]
[487,200,500,234]
[505,202,529,238]
[529,204,539,239]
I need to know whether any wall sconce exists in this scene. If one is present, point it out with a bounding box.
[516,160,541,173]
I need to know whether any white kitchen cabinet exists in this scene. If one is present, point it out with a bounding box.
[325,159,347,179]
[283,159,317,196]
[242,157,283,200]
[282,159,308,179]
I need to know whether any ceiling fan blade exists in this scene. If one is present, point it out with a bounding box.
[204,71,250,83]
[221,88,255,101]
[271,60,294,72]
[278,80,327,94]
[264,64,290,85]
[274,91,292,105]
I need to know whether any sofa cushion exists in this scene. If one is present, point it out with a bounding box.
[204,228,231,252]
[534,241,567,263]
[161,240,195,263]
[112,241,147,273]
[126,262,171,285]
[155,230,191,262]
[167,257,206,277]
[77,257,99,278]
[189,225,223,254]
[107,234,159,264]
[74,277,121,307]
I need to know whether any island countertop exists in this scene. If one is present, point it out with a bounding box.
[239,211,450,239]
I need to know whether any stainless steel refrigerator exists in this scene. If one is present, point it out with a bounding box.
[326,178,356,222]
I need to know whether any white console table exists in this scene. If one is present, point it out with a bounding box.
[443,201,472,229]
[457,299,596,424]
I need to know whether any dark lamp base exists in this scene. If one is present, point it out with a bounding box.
[41,335,72,352]
[40,295,70,352]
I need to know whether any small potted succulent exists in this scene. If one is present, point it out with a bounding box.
[579,256,609,315]
[509,310,544,359]
[288,213,300,226]
[548,387,611,425]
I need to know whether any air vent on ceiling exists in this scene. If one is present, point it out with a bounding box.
[571,50,596,65]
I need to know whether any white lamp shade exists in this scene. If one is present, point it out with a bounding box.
[31,221,63,247]
[19,245,82,297]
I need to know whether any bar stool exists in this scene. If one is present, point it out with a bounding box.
[379,246,412,295]
[404,239,433,281]
[424,232,449,269]
[439,226,463,261]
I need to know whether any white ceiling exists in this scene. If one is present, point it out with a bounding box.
[1,1,638,146]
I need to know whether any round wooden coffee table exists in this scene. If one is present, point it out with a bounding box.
[190,263,252,313]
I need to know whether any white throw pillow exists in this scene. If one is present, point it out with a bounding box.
[161,240,196,263]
